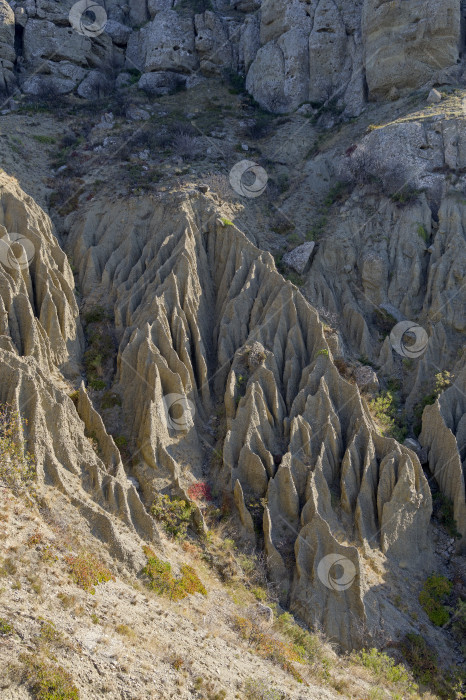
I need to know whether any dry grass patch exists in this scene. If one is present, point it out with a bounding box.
[142,546,207,600]
[65,550,114,593]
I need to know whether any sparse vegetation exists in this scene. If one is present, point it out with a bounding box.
[419,574,452,626]
[142,546,207,600]
[233,614,304,682]
[243,678,286,700]
[65,550,114,594]
[369,390,407,442]
[413,371,453,435]
[100,391,122,410]
[83,308,115,392]
[0,617,12,635]
[32,134,56,145]
[356,648,411,685]
[432,493,461,538]
[150,493,193,539]
[417,224,429,242]
[0,404,36,493]
[22,654,79,700]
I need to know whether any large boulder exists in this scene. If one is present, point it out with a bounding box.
[246,28,309,113]
[362,0,461,100]
[308,0,351,103]
[23,18,112,69]
[194,11,236,76]
[144,10,198,74]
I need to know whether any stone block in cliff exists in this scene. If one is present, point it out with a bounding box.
[194,11,237,76]
[363,0,461,100]
[308,0,351,104]
[420,367,466,551]
[144,10,198,74]
[0,0,16,95]
[23,18,112,69]
[246,28,310,113]
[259,0,312,45]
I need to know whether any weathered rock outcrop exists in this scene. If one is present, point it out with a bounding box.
[420,366,466,551]
[4,0,463,112]
[0,0,15,95]
[65,191,433,648]
[0,173,159,568]
[362,0,461,100]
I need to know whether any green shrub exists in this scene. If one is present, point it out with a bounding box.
[275,612,324,665]
[142,546,207,600]
[417,224,429,242]
[151,493,193,539]
[32,134,56,145]
[284,272,304,287]
[22,655,79,700]
[100,391,122,410]
[0,618,12,635]
[0,404,36,492]
[113,435,128,449]
[65,550,114,593]
[357,648,410,684]
[451,599,466,647]
[88,378,106,391]
[432,493,461,538]
[369,390,407,442]
[233,615,303,682]
[83,306,108,325]
[400,634,440,689]
[419,574,452,626]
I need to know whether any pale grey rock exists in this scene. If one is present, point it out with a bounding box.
[259,0,312,45]
[14,5,28,27]
[427,88,442,104]
[23,18,112,69]
[238,14,260,73]
[354,365,379,394]
[194,11,236,76]
[22,74,76,95]
[246,28,309,113]
[105,19,132,46]
[308,0,350,104]
[420,366,466,552]
[126,29,146,72]
[148,0,174,18]
[363,0,461,100]
[403,438,428,465]
[144,10,198,74]
[282,242,315,274]
[0,0,16,94]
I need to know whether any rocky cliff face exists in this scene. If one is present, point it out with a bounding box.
[2,0,463,111]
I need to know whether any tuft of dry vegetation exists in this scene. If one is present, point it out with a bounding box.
[0,404,36,493]
[142,546,207,600]
[65,550,114,593]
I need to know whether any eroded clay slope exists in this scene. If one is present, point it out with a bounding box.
[420,365,466,546]
[0,173,159,570]
[66,189,433,648]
